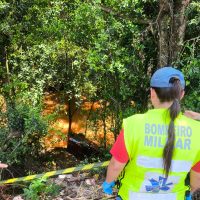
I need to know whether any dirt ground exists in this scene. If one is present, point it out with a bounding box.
[0,169,118,200]
[0,147,114,200]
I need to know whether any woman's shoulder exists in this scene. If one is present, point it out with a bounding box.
[180,114,200,128]
[123,112,147,122]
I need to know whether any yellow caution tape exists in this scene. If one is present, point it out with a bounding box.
[0,161,109,185]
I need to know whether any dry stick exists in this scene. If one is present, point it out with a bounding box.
[67,176,89,182]
[66,196,74,200]
[77,181,85,198]
[98,195,116,200]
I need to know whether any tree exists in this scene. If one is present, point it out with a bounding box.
[0,0,199,158]
[157,0,191,66]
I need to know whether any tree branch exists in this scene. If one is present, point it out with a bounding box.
[99,4,152,25]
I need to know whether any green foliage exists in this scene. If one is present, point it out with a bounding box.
[0,102,48,165]
[178,52,200,112]
[0,0,199,156]
[185,1,200,37]
[175,1,200,112]
[23,178,60,200]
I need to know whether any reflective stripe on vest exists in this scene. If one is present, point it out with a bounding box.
[137,156,192,172]
[129,191,176,200]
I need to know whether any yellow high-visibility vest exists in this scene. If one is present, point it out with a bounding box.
[118,109,200,200]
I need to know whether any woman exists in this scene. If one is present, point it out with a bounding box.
[102,67,200,200]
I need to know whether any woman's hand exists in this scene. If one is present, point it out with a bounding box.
[0,163,8,168]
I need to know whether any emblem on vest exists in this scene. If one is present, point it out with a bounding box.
[145,176,173,193]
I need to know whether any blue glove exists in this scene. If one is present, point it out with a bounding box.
[185,193,192,200]
[102,181,115,195]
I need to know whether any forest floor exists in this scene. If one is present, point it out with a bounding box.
[1,170,118,200]
[1,167,118,200]
[0,147,116,200]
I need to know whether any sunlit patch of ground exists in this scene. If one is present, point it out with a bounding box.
[0,93,115,150]
[43,93,115,150]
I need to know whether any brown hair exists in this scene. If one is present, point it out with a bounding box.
[153,77,183,177]
[192,188,200,200]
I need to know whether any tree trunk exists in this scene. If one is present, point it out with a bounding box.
[157,0,190,67]
[169,0,190,63]
[158,0,170,67]
[68,99,73,135]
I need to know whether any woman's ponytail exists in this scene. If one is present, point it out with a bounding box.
[163,99,180,177]
[163,78,182,177]
[153,78,182,177]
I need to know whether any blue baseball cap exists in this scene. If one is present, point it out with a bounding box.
[150,67,185,89]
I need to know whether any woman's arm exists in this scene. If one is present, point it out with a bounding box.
[184,110,200,121]
[190,169,200,192]
[102,129,128,195]
[105,156,126,183]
